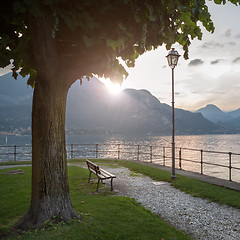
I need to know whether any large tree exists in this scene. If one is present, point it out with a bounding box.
[0,0,239,229]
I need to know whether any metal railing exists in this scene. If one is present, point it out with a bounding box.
[177,147,240,182]
[0,143,240,182]
[0,145,32,162]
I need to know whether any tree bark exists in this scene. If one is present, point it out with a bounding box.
[15,12,80,229]
[16,79,79,229]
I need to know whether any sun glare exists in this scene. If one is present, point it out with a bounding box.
[106,82,122,94]
[98,77,122,94]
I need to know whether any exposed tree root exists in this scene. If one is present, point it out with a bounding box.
[15,201,80,230]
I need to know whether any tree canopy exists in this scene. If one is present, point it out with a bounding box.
[1,0,239,87]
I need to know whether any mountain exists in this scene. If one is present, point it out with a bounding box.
[225,117,240,129]
[0,73,33,107]
[66,79,221,135]
[196,104,229,123]
[228,108,240,119]
[0,73,231,135]
[0,105,32,133]
[196,104,240,130]
[227,109,240,128]
[0,73,33,134]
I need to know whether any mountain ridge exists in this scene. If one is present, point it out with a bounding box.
[65,80,224,135]
[196,104,240,129]
[0,73,238,135]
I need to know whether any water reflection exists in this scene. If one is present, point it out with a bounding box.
[1,134,240,182]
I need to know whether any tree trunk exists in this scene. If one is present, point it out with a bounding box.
[14,11,80,230]
[16,79,80,229]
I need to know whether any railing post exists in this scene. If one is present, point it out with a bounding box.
[200,149,203,175]
[96,144,98,159]
[150,146,152,163]
[163,147,165,166]
[14,145,17,161]
[71,144,73,159]
[118,144,120,159]
[137,145,140,161]
[229,152,232,181]
[179,148,182,170]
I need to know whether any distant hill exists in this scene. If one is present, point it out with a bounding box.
[196,104,240,130]
[0,73,32,134]
[0,73,235,135]
[0,73,33,107]
[0,104,32,133]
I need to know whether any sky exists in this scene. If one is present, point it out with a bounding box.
[1,1,239,112]
[104,1,240,112]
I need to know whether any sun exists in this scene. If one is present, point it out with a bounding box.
[98,77,122,94]
[106,82,122,94]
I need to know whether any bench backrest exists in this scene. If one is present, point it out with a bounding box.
[86,160,101,174]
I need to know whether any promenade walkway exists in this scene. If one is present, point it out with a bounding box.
[135,160,240,191]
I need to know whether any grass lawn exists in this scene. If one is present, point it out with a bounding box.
[0,165,191,240]
[0,161,31,166]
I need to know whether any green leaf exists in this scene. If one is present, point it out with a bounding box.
[134,13,141,23]
[26,68,37,88]
[118,22,127,31]
[82,35,94,47]
[214,0,226,4]
[106,39,124,51]
[145,3,157,22]
[11,68,18,80]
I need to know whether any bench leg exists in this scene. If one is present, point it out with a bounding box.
[97,178,100,192]
[88,171,92,183]
[111,178,113,191]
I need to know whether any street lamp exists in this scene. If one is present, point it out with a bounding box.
[166,48,180,179]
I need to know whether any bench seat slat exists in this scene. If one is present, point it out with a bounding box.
[97,174,111,180]
[99,168,116,178]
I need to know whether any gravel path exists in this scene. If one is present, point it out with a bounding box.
[102,165,240,240]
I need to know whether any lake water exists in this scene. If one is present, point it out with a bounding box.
[0,134,240,182]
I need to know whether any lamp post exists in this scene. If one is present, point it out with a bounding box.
[166,48,180,179]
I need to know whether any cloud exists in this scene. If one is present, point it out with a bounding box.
[233,57,240,63]
[235,33,240,39]
[225,29,231,38]
[201,41,224,49]
[188,59,204,66]
[190,72,240,111]
[228,42,236,46]
[212,91,225,95]
[210,59,222,65]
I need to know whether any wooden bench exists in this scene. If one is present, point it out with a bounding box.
[86,160,116,192]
